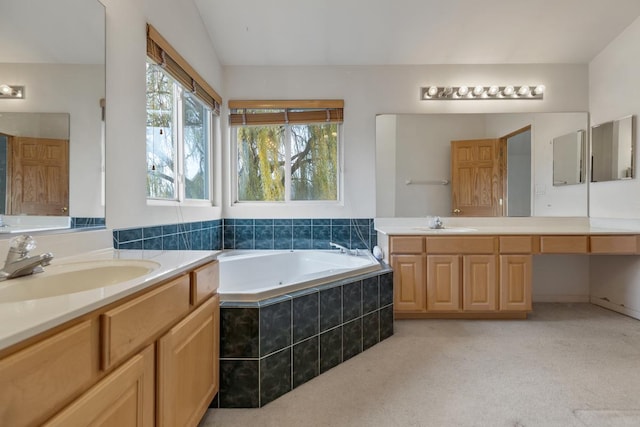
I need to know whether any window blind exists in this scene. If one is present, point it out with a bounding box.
[146,23,222,114]
[228,100,344,126]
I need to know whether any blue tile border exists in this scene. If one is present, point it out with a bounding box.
[113,219,223,250]
[71,217,106,229]
[222,218,377,251]
[113,218,377,252]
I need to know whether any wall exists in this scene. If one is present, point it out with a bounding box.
[589,16,640,318]
[102,0,224,230]
[0,63,104,217]
[223,64,589,219]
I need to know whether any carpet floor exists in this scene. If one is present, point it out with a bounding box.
[201,303,640,427]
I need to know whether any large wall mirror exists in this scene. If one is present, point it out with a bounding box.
[0,0,105,231]
[376,113,589,218]
[591,115,635,183]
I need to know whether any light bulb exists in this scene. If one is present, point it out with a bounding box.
[0,85,11,95]
[457,86,469,97]
[473,86,485,96]
[534,85,545,95]
[442,86,454,97]
[427,86,438,97]
[503,85,515,96]
[487,86,499,96]
[517,85,530,96]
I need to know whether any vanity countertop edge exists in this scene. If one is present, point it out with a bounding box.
[0,248,221,352]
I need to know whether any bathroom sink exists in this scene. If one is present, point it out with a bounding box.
[412,227,477,233]
[0,259,160,303]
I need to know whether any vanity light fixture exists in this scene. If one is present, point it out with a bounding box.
[421,84,544,100]
[0,84,24,99]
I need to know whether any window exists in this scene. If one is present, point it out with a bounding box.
[146,24,221,203]
[230,101,343,203]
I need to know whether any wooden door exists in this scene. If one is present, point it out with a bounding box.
[451,139,503,217]
[462,255,497,311]
[9,136,69,215]
[157,295,219,427]
[427,255,460,311]
[499,255,532,311]
[391,254,426,312]
[45,345,154,427]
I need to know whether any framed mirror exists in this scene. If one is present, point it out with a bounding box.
[591,115,635,183]
[376,112,589,218]
[553,130,586,186]
[0,0,105,233]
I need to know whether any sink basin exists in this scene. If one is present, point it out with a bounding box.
[412,227,477,233]
[0,259,160,303]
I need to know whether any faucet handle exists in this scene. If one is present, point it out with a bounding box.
[10,235,36,253]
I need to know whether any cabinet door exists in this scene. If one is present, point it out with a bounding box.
[391,254,426,312]
[45,345,154,427]
[0,320,100,427]
[499,255,532,311]
[463,255,497,311]
[427,255,460,312]
[157,294,219,427]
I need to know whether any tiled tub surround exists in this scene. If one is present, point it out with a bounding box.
[113,219,223,250]
[223,218,377,251]
[113,218,377,252]
[214,268,394,408]
[71,217,106,229]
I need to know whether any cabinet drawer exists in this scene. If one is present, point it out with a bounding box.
[0,320,100,427]
[191,261,219,306]
[101,275,190,370]
[426,236,496,254]
[590,235,638,254]
[390,236,424,254]
[499,236,535,254]
[539,236,588,253]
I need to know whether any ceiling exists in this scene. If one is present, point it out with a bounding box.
[194,0,640,66]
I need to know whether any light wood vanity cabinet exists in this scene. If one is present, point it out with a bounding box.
[390,235,528,318]
[0,259,220,427]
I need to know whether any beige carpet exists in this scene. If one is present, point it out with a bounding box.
[201,303,640,427]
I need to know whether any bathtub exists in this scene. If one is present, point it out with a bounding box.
[217,250,382,302]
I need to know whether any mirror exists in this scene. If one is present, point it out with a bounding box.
[0,0,105,231]
[376,113,589,218]
[553,130,586,186]
[591,115,635,183]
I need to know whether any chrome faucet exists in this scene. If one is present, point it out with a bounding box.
[427,216,444,229]
[329,242,360,256]
[0,235,53,281]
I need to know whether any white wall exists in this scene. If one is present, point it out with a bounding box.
[223,64,589,218]
[102,0,224,230]
[0,63,104,217]
[589,16,640,318]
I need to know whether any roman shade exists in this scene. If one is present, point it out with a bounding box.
[228,100,344,126]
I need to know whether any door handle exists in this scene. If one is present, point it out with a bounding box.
[453,208,461,215]
[61,207,68,213]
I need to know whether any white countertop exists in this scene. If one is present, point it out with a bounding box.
[0,248,219,351]
[375,217,640,236]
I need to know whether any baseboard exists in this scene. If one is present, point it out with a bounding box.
[590,297,640,321]
[533,294,590,303]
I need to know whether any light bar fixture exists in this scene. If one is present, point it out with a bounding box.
[421,85,544,100]
[0,84,24,99]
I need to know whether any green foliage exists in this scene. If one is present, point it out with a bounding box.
[237,123,338,202]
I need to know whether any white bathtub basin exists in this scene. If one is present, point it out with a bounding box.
[0,259,160,303]
[412,227,477,233]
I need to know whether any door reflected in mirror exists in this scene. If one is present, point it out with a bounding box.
[0,0,105,232]
[591,115,634,183]
[376,113,589,218]
[553,130,586,186]
[0,113,69,215]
